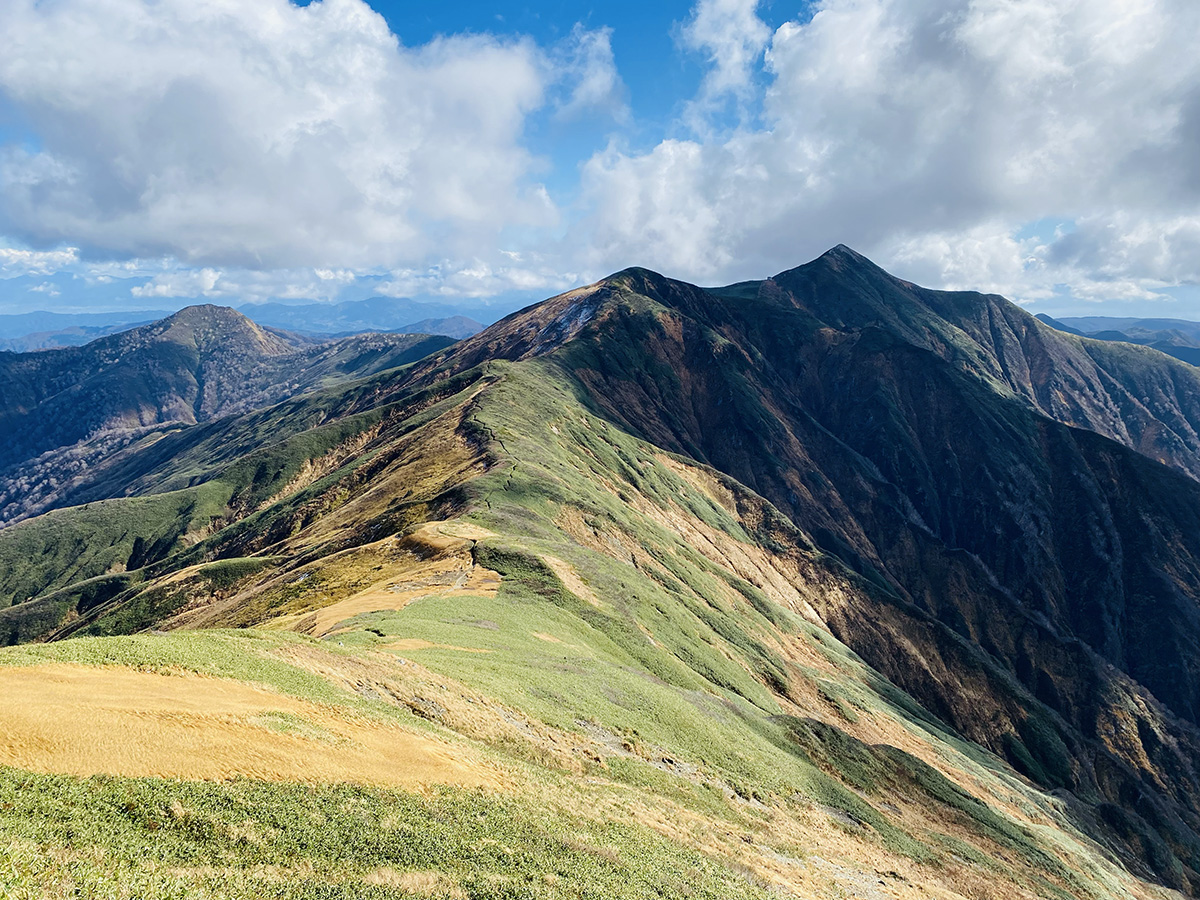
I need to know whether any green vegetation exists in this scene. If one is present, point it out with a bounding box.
[0,482,231,609]
[0,769,774,900]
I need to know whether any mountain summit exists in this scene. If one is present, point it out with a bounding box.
[3,249,1200,896]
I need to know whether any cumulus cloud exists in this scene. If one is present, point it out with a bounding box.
[579,0,1200,303]
[2,0,1197,312]
[0,246,79,278]
[0,0,563,270]
[554,26,629,123]
[131,268,223,299]
[680,0,771,127]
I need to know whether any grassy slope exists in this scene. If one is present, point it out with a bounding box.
[0,357,1180,898]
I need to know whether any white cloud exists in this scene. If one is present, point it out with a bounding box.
[1045,214,1200,287]
[680,0,771,125]
[129,265,380,304]
[555,26,629,123]
[884,224,1054,302]
[2,0,1197,314]
[0,0,558,270]
[0,246,79,278]
[578,0,1200,302]
[378,256,582,299]
[131,268,222,299]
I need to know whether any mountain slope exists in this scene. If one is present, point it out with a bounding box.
[416,253,1200,885]
[0,306,455,527]
[1,251,1199,896]
[0,355,1168,900]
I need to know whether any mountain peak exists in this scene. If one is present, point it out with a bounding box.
[163,303,248,322]
[147,304,293,356]
[159,303,262,334]
[826,242,862,257]
[812,243,883,272]
[761,245,893,290]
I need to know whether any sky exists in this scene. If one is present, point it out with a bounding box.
[1,0,1198,320]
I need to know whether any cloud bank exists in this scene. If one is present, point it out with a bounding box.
[580,0,1200,306]
[0,0,1197,313]
[0,0,565,270]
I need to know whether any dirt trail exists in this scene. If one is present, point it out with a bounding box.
[0,663,496,788]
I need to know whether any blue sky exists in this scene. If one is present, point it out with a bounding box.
[0,0,1198,321]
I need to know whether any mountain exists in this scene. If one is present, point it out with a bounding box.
[239,296,486,338]
[0,308,174,351]
[1034,312,1085,336]
[3,251,1200,897]
[0,301,485,352]
[0,304,455,526]
[397,314,486,339]
[1040,314,1200,367]
[0,320,162,352]
[0,308,174,340]
[1055,317,1200,342]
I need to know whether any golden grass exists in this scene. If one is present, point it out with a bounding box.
[0,663,496,788]
[362,869,466,897]
[540,555,602,608]
[383,639,492,653]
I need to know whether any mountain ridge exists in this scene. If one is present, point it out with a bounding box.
[1038,314,1200,369]
[388,251,1200,885]
[3,249,1200,894]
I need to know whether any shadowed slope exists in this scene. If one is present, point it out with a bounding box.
[401,254,1200,889]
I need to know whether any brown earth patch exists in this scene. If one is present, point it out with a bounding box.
[0,663,495,788]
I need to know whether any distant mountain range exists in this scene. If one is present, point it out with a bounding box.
[0,296,485,351]
[0,309,172,351]
[1038,313,1200,366]
[237,296,486,339]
